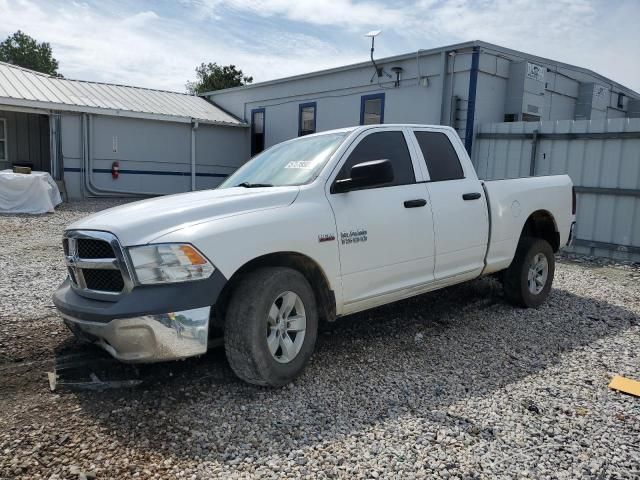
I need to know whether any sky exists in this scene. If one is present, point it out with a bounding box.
[1,0,639,93]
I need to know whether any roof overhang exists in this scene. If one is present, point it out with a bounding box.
[0,96,249,127]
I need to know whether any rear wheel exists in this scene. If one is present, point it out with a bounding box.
[503,237,555,308]
[224,267,318,386]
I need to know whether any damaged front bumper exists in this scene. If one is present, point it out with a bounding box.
[53,270,227,363]
[61,307,211,362]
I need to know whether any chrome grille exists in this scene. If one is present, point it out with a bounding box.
[63,231,133,299]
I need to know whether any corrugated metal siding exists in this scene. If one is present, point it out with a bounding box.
[0,61,244,126]
[474,118,640,261]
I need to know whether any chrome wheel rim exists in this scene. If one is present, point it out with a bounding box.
[266,291,306,364]
[527,253,548,295]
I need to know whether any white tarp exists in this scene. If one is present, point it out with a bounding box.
[0,170,62,214]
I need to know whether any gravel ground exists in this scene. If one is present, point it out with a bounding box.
[1,200,639,479]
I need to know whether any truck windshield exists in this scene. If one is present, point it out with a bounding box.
[220,132,347,188]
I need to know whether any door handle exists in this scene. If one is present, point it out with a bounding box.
[462,192,482,201]
[404,199,427,208]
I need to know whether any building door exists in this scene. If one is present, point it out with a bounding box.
[251,108,265,156]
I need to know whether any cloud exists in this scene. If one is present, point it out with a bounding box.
[0,0,638,92]
[412,0,639,91]
[0,0,363,91]
[188,0,406,28]
[187,0,640,91]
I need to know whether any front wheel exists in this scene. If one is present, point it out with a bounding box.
[224,267,318,386]
[503,237,555,308]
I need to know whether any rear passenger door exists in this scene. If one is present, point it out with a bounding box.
[327,128,435,311]
[410,128,488,281]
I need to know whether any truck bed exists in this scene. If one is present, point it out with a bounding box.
[482,175,574,273]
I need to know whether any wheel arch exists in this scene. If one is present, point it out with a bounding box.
[520,209,560,252]
[213,251,336,328]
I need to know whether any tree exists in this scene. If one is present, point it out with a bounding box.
[0,30,61,76]
[186,63,252,95]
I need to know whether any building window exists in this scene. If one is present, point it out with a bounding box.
[298,102,316,136]
[251,108,265,156]
[617,93,625,109]
[0,118,6,162]
[503,114,518,123]
[360,93,385,125]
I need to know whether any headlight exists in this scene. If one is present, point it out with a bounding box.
[128,244,215,285]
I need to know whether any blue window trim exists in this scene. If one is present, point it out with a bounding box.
[360,93,385,125]
[250,107,265,155]
[298,102,317,136]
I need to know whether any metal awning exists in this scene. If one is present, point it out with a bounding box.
[0,61,246,127]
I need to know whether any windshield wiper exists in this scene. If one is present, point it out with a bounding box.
[235,182,273,188]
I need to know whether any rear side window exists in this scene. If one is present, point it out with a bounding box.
[414,131,464,181]
[337,131,415,188]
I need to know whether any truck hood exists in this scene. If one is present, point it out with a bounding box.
[67,187,300,246]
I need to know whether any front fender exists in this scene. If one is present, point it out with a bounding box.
[153,191,343,310]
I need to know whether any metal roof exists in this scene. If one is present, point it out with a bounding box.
[206,40,639,98]
[0,61,245,126]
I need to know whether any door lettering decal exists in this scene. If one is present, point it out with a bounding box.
[340,229,368,245]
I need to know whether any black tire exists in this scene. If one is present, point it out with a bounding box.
[503,237,555,308]
[224,267,318,386]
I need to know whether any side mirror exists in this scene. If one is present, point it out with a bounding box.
[333,159,394,193]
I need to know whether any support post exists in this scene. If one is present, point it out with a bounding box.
[464,47,480,155]
[529,129,539,177]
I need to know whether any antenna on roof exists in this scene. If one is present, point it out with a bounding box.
[365,30,392,83]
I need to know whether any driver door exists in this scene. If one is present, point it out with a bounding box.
[327,128,435,313]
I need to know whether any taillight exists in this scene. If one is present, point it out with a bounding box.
[572,186,576,215]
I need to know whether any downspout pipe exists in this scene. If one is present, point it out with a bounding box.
[49,112,59,180]
[55,113,63,180]
[464,46,480,155]
[191,119,199,191]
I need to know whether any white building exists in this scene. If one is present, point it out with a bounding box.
[205,40,639,159]
[0,61,248,199]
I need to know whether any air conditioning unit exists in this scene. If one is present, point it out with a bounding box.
[504,61,545,122]
[575,83,609,120]
[626,99,640,118]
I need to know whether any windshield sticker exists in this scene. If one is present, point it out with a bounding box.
[285,160,314,169]
[340,229,368,245]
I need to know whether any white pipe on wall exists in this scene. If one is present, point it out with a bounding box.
[82,113,153,198]
[191,119,199,191]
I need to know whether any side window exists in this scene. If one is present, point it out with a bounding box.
[360,93,384,125]
[251,108,265,155]
[336,131,415,188]
[414,131,464,182]
[298,102,316,136]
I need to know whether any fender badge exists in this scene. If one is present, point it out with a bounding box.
[318,234,336,243]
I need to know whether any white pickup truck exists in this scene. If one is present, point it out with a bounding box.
[54,124,575,386]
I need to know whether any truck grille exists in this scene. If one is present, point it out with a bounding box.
[78,239,116,259]
[82,269,125,292]
[63,231,131,297]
